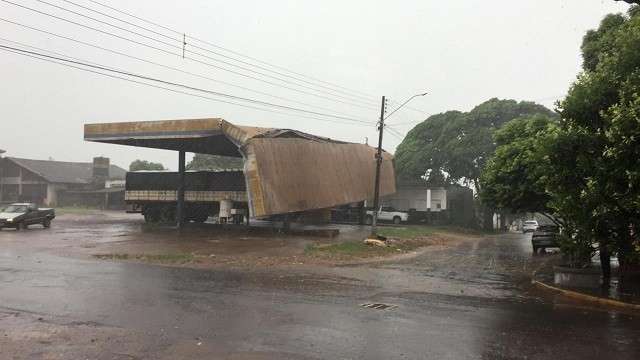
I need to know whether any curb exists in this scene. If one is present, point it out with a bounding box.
[532,279,640,311]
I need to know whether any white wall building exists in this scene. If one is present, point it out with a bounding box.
[382,186,448,212]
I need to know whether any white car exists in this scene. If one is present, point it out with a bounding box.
[366,206,409,225]
[522,220,539,233]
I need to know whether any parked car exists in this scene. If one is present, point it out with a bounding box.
[531,224,559,254]
[0,203,55,231]
[522,220,539,233]
[366,206,409,225]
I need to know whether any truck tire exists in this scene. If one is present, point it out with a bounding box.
[43,218,51,228]
[532,246,539,255]
[16,222,24,231]
[144,211,160,223]
[393,216,401,225]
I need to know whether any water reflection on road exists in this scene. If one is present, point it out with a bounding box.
[1,217,639,359]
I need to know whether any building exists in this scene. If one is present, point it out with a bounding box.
[383,185,448,212]
[0,155,126,207]
[382,181,475,226]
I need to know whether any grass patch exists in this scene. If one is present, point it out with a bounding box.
[378,225,491,239]
[305,240,420,260]
[377,226,435,239]
[93,253,194,264]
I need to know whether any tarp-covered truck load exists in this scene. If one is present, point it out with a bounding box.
[125,170,247,223]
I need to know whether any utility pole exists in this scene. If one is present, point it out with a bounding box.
[367,92,428,239]
[370,96,387,237]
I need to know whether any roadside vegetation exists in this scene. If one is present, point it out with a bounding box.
[392,6,640,283]
[479,7,640,279]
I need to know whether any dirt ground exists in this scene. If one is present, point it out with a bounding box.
[0,210,476,269]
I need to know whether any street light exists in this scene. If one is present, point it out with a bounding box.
[384,92,429,121]
[370,92,428,239]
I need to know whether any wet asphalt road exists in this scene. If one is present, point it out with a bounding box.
[1,226,640,359]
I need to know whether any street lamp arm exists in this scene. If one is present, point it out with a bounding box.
[384,92,428,121]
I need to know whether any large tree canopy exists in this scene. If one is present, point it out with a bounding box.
[479,115,558,218]
[186,154,243,171]
[129,159,165,171]
[394,98,556,190]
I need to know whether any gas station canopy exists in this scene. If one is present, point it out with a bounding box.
[85,118,396,217]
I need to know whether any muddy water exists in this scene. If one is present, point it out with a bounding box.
[1,212,639,359]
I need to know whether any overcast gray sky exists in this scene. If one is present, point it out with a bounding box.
[0,0,631,170]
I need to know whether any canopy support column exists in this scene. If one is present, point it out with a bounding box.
[177,150,186,229]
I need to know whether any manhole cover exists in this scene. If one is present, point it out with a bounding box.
[360,303,397,310]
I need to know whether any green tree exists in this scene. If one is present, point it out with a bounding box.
[186,154,244,171]
[551,6,640,275]
[395,98,556,190]
[129,159,165,171]
[479,115,558,222]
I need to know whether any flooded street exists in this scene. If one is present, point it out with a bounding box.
[1,213,639,359]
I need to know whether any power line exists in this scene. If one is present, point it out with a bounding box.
[55,0,380,105]
[0,45,373,127]
[7,0,379,109]
[0,17,370,120]
[0,44,374,125]
[1,0,379,111]
[389,120,426,126]
[34,0,374,105]
[385,125,406,141]
[83,0,379,101]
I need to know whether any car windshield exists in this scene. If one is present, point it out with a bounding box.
[5,205,27,213]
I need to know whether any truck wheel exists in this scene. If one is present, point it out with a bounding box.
[532,246,539,255]
[365,215,373,225]
[393,216,401,225]
[43,219,51,228]
[15,222,24,231]
[144,212,160,223]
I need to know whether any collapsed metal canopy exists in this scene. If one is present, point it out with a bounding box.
[84,118,396,217]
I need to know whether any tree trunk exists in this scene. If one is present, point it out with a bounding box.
[599,242,611,279]
[482,207,494,230]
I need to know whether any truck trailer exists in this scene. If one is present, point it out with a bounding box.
[125,170,247,223]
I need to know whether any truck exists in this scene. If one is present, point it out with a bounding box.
[365,206,409,225]
[125,170,248,223]
[0,203,55,230]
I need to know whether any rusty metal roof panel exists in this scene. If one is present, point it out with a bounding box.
[244,138,395,216]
